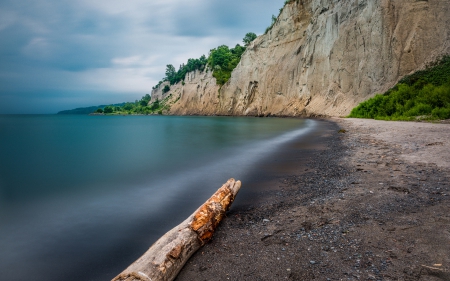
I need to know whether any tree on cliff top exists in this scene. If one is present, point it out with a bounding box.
[154,32,253,88]
[208,44,246,85]
[243,32,257,46]
[165,64,176,82]
[162,56,208,86]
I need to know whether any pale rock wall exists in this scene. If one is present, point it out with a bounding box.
[150,70,220,115]
[151,0,450,117]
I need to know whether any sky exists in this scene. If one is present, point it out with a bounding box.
[0,0,285,114]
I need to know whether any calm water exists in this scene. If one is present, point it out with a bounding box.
[0,115,316,280]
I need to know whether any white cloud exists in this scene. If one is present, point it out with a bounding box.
[111,55,158,67]
[77,67,160,93]
[112,56,144,67]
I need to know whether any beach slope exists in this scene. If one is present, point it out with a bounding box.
[175,118,450,280]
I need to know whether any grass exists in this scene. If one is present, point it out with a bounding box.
[348,56,450,121]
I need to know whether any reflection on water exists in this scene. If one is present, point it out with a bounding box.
[0,115,315,281]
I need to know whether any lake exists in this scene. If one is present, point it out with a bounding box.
[0,115,317,280]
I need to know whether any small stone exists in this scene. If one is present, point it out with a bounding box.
[263,219,270,223]
[261,234,272,241]
[310,260,316,264]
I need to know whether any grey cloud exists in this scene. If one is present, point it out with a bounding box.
[171,0,284,38]
[0,0,285,113]
[142,0,284,38]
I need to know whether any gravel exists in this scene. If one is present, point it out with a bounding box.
[175,118,450,281]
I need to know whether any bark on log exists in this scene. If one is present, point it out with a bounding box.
[420,265,450,280]
[112,178,242,281]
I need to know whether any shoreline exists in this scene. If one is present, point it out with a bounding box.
[175,118,450,280]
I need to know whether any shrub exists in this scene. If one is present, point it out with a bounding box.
[162,85,170,93]
[150,100,160,111]
[348,56,450,120]
[123,103,134,111]
[265,15,278,34]
[432,107,450,119]
[103,106,114,113]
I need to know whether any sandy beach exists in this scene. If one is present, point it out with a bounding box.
[175,118,450,281]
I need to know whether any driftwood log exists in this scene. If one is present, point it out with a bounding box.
[112,178,242,281]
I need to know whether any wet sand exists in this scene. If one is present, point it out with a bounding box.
[175,118,450,281]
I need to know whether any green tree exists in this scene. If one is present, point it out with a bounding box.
[143,94,151,101]
[153,55,208,88]
[150,100,160,111]
[95,108,103,113]
[123,102,134,111]
[162,85,170,93]
[208,45,232,68]
[103,106,114,113]
[208,44,246,85]
[243,32,257,46]
[139,94,151,106]
[165,64,176,83]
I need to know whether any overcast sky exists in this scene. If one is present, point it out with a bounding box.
[0,0,285,114]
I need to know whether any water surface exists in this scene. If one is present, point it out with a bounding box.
[0,115,316,280]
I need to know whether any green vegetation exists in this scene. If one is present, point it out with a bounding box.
[162,85,171,94]
[90,93,170,115]
[264,0,295,34]
[103,106,114,113]
[57,102,126,115]
[348,56,450,121]
[153,56,208,88]
[208,44,246,85]
[265,15,278,34]
[243,32,257,46]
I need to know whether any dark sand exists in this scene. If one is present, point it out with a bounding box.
[175,118,450,281]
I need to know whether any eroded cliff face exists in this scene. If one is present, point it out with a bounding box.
[151,70,220,115]
[151,0,450,117]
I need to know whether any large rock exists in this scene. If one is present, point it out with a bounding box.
[151,0,450,117]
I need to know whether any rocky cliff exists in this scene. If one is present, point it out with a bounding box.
[151,0,450,117]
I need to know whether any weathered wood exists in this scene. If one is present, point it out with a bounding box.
[420,265,450,280]
[112,178,241,281]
